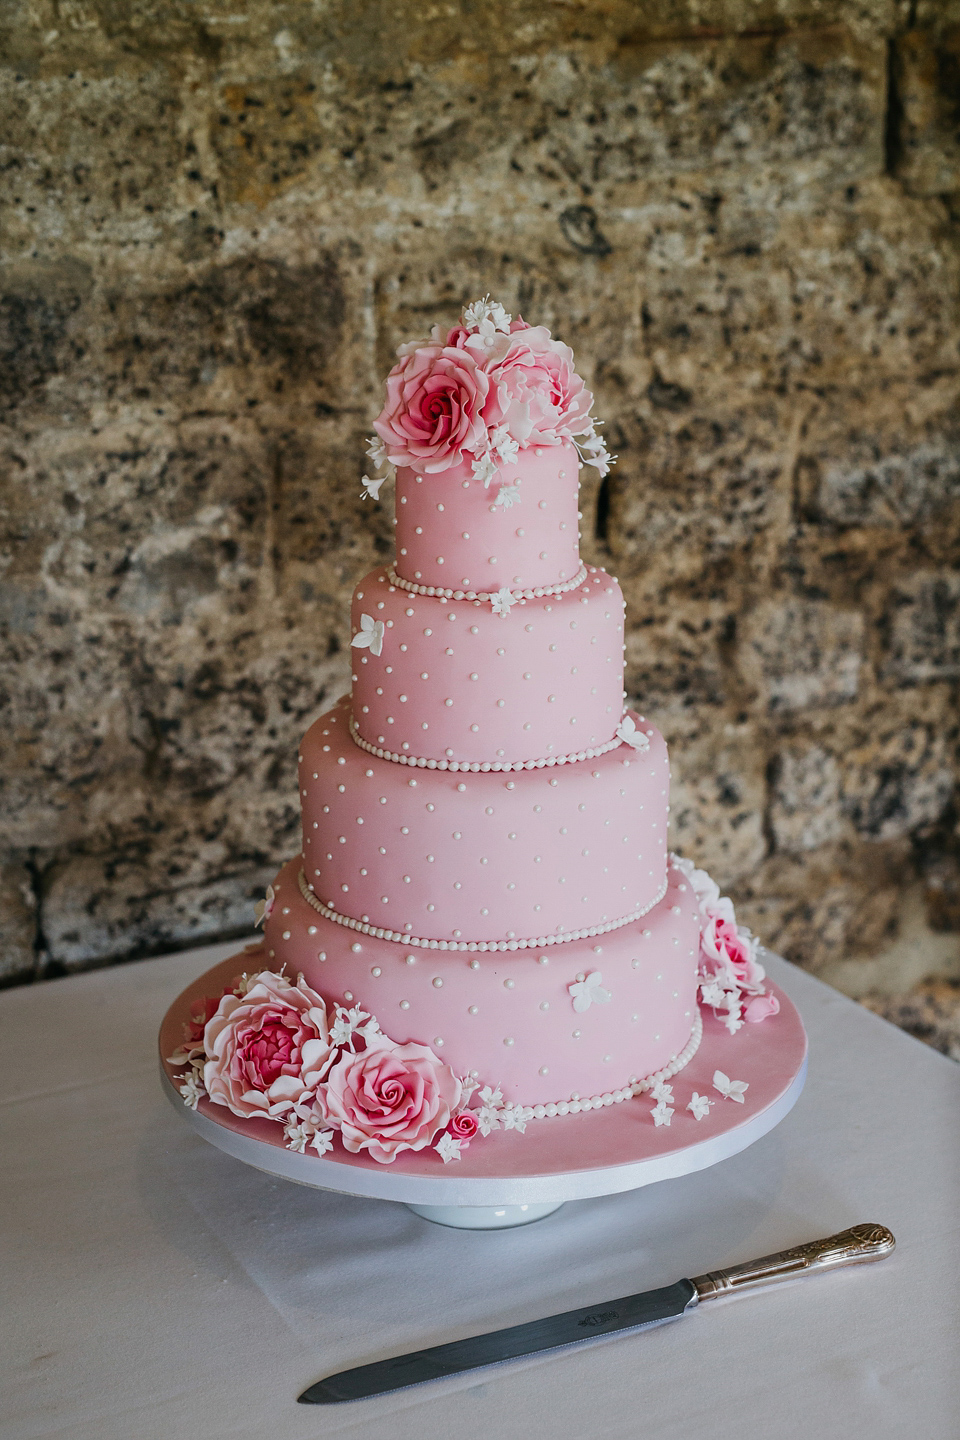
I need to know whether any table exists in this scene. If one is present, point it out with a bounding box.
[2,944,957,1439]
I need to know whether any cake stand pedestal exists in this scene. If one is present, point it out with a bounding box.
[159,951,806,1230]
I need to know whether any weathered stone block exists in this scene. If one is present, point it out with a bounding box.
[884,571,960,683]
[841,711,956,840]
[769,745,846,853]
[811,439,960,528]
[891,29,960,196]
[739,598,864,712]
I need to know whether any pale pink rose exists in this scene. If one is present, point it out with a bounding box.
[322,1039,462,1164]
[743,992,781,1023]
[448,1111,479,1146]
[700,914,766,994]
[670,852,730,919]
[167,992,224,1067]
[203,971,335,1123]
[483,327,593,446]
[374,345,490,473]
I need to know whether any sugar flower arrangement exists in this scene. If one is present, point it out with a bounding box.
[361,296,614,502]
[167,965,530,1165]
[670,853,780,1035]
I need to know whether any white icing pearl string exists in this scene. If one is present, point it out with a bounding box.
[348,713,625,773]
[297,866,669,951]
[515,1010,703,1123]
[385,563,588,604]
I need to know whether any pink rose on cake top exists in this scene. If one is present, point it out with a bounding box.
[168,296,780,1165]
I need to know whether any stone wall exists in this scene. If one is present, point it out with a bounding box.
[2,1,959,1043]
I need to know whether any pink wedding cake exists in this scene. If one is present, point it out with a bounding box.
[168,299,779,1165]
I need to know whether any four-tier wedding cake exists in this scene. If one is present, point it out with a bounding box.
[168,299,779,1165]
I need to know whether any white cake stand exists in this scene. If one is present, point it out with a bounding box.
[159,952,806,1229]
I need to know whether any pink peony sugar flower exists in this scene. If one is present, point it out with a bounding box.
[482,326,594,447]
[374,344,490,473]
[321,1038,462,1164]
[743,993,781,1023]
[700,914,766,995]
[203,971,335,1124]
[448,1110,479,1146]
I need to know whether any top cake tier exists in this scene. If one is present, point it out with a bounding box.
[393,443,582,593]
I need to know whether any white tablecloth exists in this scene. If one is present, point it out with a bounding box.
[2,944,957,1440]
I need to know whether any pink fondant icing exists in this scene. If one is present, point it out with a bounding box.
[298,696,668,944]
[262,856,700,1107]
[350,565,625,764]
[393,444,581,592]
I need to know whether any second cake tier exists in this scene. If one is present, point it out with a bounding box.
[350,564,625,766]
[300,696,669,947]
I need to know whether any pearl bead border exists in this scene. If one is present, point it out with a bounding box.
[296,866,669,952]
[348,713,625,773]
[385,563,588,604]
[508,1009,703,1125]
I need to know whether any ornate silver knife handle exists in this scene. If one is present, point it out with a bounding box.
[691,1223,896,1301]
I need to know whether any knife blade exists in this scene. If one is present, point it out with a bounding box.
[298,1222,894,1404]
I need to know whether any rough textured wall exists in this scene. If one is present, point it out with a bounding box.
[2,1,959,1046]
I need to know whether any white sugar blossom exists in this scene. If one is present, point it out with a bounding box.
[499,1106,528,1134]
[253,883,276,929]
[699,979,729,1009]
[361,474,386,502]
[435,1133,463,1163]
[351,613,385,656]
[472,449,500,488]
[460,1075,481,1103]
[310,1129,335,1157]
[616,715,651,752]
[650,1078,674,1104]
[330,1004,380,1049]
[462,295,512,340]
[722,1009,744,1036]
[284,1121,313,1153]
[478,1085,503,1108]
[574,421,616,478]
[179,1073,205,1110]
[489,423,519,467]
[494,483,522,509]
[490,588,517,618]
[651,1101,674,1127]
[687,1092,713,1121]
[713,1070,749,1103]
[366,435,390,470]
[568,970,612,1013]
[476,1105,503,1136]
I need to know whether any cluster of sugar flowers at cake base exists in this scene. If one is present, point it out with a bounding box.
[670,853,780,1035]
[361,296,615,508]
[166,968,525,1166]
[644,1072,748,1128]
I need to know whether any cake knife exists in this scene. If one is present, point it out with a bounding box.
[299,1222,894,1404]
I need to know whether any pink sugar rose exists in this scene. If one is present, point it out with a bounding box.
[448,1110,479,1145]
[743,992,781,1023]
[483,326,594,447]
[321,1038,462,1164]
[203,971,335,1123]
[700,914,766,995]
[374,344,490,473]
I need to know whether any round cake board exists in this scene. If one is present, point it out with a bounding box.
[159,952,807,1229]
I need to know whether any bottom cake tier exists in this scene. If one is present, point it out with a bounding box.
[260,856,701,1109]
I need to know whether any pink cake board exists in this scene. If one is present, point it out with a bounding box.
[159,950,807,1228]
